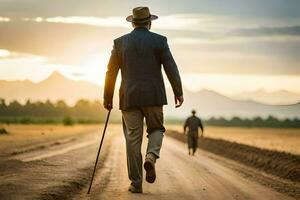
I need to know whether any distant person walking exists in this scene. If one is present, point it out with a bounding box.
[103,7,183,193]
[184,110,204,156]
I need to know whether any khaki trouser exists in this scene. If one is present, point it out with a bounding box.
[187,131,198,152]
[122,106,165,186]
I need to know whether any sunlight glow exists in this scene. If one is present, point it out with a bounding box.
[35,17,43,22]
[80,52,110,86]
[0,49,10,57]
[0,17,10,22]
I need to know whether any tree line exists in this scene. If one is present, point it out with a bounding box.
[205,116,300,128]
[0,98,107,124]
[0,98,299,127]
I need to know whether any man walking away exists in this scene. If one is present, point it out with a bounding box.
[103,7,184,193]
[184,110,204,156]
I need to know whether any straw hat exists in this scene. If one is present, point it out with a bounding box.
[126,7,158,23]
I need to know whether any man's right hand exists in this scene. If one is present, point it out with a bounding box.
[175,95,184,108]
[103,102,113,111]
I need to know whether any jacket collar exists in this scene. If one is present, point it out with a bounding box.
[132,27,149,32]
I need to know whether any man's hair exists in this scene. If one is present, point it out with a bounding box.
[132,21,151,28]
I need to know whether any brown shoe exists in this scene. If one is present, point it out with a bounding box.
[144,153,156,183]
[128,183,143,193]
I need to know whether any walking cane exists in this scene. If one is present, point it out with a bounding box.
[87,110,111,194]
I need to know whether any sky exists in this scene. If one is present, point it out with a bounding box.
[0,0,300,95]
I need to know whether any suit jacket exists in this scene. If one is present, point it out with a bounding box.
[104,27,183,110]
[184,116,204,133]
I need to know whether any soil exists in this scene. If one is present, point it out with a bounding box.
[166,130,300,198]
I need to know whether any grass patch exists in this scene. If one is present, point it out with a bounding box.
[0,128,8,135]
[63,116,74,126]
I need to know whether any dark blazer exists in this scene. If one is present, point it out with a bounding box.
[104,27,183,110]
[184,116,204,133]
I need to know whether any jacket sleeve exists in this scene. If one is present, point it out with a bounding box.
[199,118,204,132]
[161,37,183,97]
[103,40,120,107]
[184,118,189,132]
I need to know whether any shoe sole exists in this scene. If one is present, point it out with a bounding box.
[128,187,143,193]
[144,160,156,183]
[129,190,143,194]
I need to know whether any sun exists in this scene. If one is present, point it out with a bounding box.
[0,49,10,58]
[83,52,110,86]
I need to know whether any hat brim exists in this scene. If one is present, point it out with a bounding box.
[126,15,158,23]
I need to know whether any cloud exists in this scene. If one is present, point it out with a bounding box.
[23,15,300,38]
[227,26,300,37]
[0,17,10,22]
[0,49,46,62]
[1,17,300,76]
[24,15,210,31]
[45,16,128,28]
[1,0,300,20]
[171,35,300,46]
[0,21,127,65]
[0,48,74,82]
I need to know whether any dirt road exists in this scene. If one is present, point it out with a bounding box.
[0,126,295,200]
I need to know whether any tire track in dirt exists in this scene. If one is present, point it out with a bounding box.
[37,131,118,200]
[0,130,117,200]
[73,134,129,200]
[73,133,293,200]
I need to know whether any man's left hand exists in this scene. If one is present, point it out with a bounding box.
[103,102,113,111]
[175,95,184,108]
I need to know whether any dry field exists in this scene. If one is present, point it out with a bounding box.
[1,124,297,199]
[0,124,101,155]
[165,125,300,155]
[1,124,299,155]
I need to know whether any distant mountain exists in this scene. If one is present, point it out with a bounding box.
[232,89,300,105]
[0,72,299,119]
[0,71,102,105]
[164,89,300,119]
